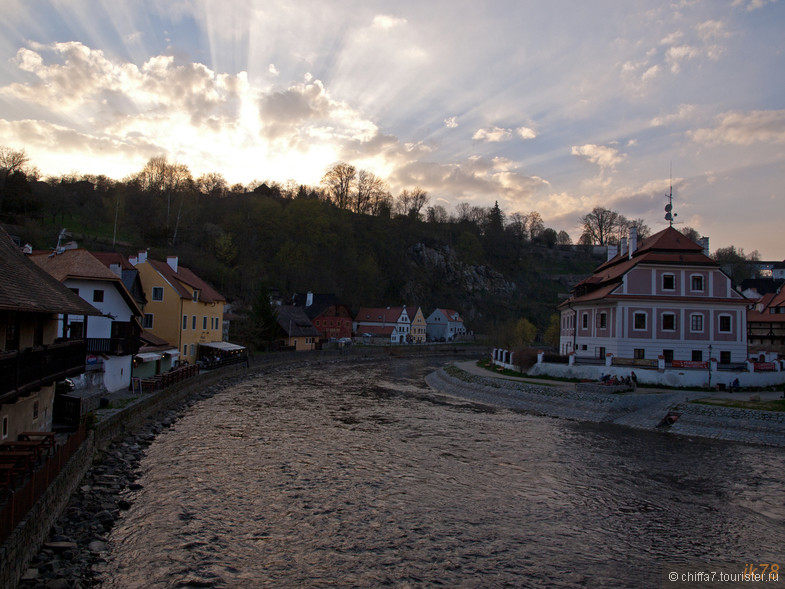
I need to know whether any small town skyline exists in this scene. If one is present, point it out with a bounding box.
[1,1,783,258]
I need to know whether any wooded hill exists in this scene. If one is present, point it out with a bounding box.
[0,169,603,342]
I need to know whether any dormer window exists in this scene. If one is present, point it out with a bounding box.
[192,290,200,302]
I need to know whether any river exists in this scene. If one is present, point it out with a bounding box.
[96,358,785,588]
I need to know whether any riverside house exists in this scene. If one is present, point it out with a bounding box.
[130,252,226,365]
[28,248,144,394]
[557,226,749,367]
[0,228,100,438]
[355,306,412,343]
[291,292,353,342]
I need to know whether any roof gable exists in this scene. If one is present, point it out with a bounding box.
[0,228,100,316]
[147,259,225,303]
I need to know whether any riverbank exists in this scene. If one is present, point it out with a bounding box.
[426,363,785,447]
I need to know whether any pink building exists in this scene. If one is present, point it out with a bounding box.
[558,227,748,366]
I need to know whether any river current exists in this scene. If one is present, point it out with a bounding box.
[97,359,785,588]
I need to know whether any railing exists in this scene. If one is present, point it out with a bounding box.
[0,425,88,545]
[0,340,87,403]
[86,337,141,356]
[573,356,606,365]
[139,364,200,392]
[541,353,569,364]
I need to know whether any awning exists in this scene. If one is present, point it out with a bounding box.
[135,352,163,362]
[163,349,180,358]
[199,341,246,352]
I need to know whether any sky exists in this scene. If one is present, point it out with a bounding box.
[0,0,783,258]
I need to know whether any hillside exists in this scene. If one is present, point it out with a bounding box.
[1,174,603,337]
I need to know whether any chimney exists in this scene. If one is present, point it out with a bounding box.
[628,226,637,259]
[137,250,147,264]
[167,255,178,273]
[620,237,628,257]
[606,244,618,261]
[306,291,313,307]
[129,255,138,266]
[698,236,709,257]
[109,262,122,277]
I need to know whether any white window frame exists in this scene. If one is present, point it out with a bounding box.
[192,290,199,302]
[718,314,732,333]
[661,312,677,332]
[690,274,704,292]
[689,313,704,333]
[582,313,588,329]
[633,312,647,331]
[183,315,188,330]
[152,286,164,301]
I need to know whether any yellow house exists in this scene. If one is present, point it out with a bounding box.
[131,252,225,365]
[410,306,427,343]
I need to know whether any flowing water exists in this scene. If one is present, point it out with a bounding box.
[97,359,785,588]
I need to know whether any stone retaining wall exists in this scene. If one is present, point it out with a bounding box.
[427,366,785,447]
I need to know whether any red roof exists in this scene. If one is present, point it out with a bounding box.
[438,309,463,322]
[91,251,135,271]
[355,306,406,323]
[148,259,225,303]
[561,227,743,308]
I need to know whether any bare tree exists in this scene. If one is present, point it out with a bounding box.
[426,205,448,223]
[556,230,573,245]
[579,206,621,245]
[455,202,473,222]
[527,211,544,240]
[680,226,701,242]
[0,145,30,212]
[136,156,193,229]
[355,170,386,214]
[196,172,228,198]
[321,162,356,209]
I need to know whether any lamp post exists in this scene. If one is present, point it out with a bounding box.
[708,344,713,388]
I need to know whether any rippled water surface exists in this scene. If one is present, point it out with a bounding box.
[98,359,785,588]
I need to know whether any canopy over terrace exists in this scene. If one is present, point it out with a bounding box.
[198,341,247,366]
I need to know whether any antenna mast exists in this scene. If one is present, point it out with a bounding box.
[664,166,676,227]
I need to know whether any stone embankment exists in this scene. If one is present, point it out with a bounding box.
[426,366,785,447]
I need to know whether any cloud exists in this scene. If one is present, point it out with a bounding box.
[571,144,626,170]
[444,116,458,128]
[650,104,697,127]
[689,110,785,146]
[372,14,407,29]
[516,126,537,140]
[472,126,512,142]
[732,0,777,10]
[268,64,279,76]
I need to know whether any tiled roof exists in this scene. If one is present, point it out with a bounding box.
[276,305,320,337]
[0,228,100,316]
[291,293,341,319]
[355,306,406,323]
[562,227,729,307]
[359,324,395,336]
[148,259,225,303]
[91,251,135,271]
[28,249,123,282]
[439,309,463,322]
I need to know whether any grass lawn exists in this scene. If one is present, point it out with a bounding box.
[693,398,785,412]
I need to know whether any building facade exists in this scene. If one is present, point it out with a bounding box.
[355,306,411,343]
[558,227,748,366]
[131,252,225,365]
[426,309,466,341]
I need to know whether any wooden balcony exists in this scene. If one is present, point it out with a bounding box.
[0,340,87,404]
[86,337,141,356]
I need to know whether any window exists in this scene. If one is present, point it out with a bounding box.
[690,275,704,292]
[152,287,164,301]
[662,313,676,331]
[93,289,104,302]
[596,346,606,359]
[634,348,645,359]
[581,345,587,351]
[720,351,731,365]
[192,290,199,302]
[662,274,675,290]
[663,349,674,363]
[190,344,195,356]
[183,344,188,356]
[582,313,588,329]
[692,350,703,362]
[33,401,39,420]
[633,312,647,330]
[203,316,207,330]
[143,314,153,329]
[69,288,79,296]
[719,315,732,333]
[690,314,703,332]
[192,316,197,330]
[598,313,607,329]
[183,315,188,330]
[2,416,7,440]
